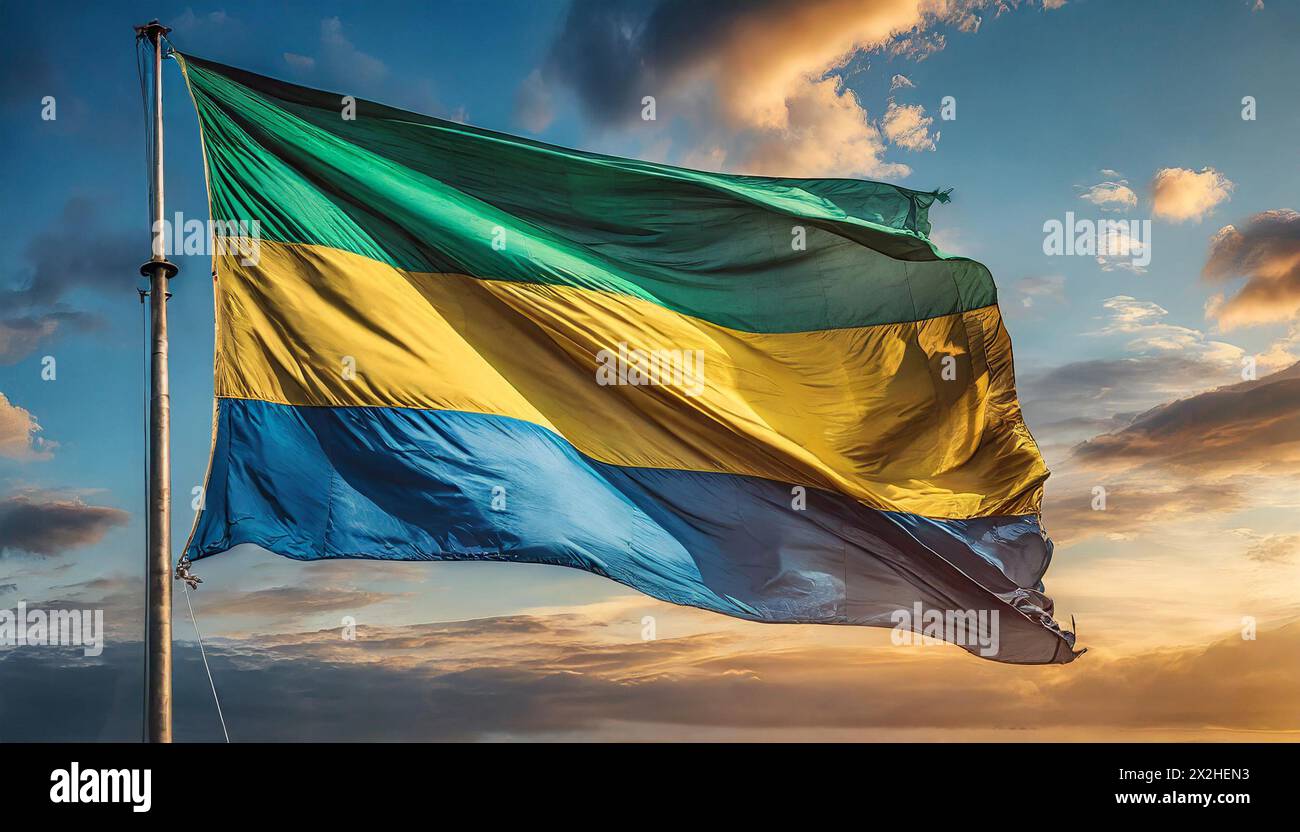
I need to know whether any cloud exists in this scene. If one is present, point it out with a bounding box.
[742,78,908,178]
[4,609,1299,740]
[1203,209,1300,329]
[881,101,939,151]
[282,52,316,72]
[280,17,387,87]
[0,492,128,557]
[13,198,138,298]
[0,197,131,362]
[1072,360,1300,476]
[0,393,54,460]
[1231,529,1300,564]
[1078,175,1137,211]
[889,73,915,90]
[1044,482,1246,547]
[1096,295,1163,329]
[1014,274,1065,308]
[1253,326,1300,374]
[1018,295,1265,452]
[0,311,101,366]
[513,69,554,133]
[887,30,948,61]
[1091,295,1244,365]
[1018,352,1246,451]
[1088,223,1150,273]
[1151,166,1233,223]
[319,17,387,84]
[171,8,233,33]
[523,0,995,177]
[195,585,400,622]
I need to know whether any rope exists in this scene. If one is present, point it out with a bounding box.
[182,583,230,743]
[139,289,149,743]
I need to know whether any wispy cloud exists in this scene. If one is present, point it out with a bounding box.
[1078,172,1137,211]
[195,585,403,623]
[1092,295,1244,366]
[280,17,388,87]
[1232,528,1300,564]
[881,101,939,151]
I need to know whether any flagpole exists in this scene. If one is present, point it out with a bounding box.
[136,19,178,744]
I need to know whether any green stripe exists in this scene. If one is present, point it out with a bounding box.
[178,53,998,333]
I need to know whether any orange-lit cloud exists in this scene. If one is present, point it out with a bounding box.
[0,393,54,461]
[1044,482,1247,546]
[742,77,908,178]
[1204,209,1300,329]
[523,0,1013,177]
[1151,166,1233,222]
[1071,361,1300,475]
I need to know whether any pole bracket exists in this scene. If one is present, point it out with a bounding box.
[139,259,180,280]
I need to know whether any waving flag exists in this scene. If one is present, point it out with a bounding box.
[178,54,1078,664]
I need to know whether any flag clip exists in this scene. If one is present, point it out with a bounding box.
[175,556,203,590]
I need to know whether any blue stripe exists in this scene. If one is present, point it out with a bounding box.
[187,399,1076,663]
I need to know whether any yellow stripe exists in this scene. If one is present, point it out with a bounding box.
[214,241,1046,518]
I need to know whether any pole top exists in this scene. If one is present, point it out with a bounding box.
[134,20,172,40]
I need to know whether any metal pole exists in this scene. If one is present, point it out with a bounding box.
[136,19,178,744]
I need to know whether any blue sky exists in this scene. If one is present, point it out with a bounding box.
[2,0,1298,740]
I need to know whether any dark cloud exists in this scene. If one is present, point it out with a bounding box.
[539,0,684,126]
[1018,354,1232,448]
[0,45,56,109]
[4,197,140,311]
[0,493,129,556]
[2,612,1298,741]
[517,0,987,177]
[537,0,935,126]
[1072,361,1300,475]
[0,309,103,366]
[1205,209,1300,328]
[0,197,134,362]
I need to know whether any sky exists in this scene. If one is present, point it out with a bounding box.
[1,0,1298,741]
